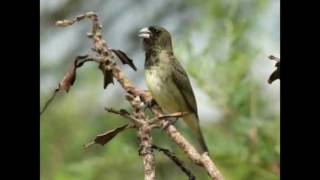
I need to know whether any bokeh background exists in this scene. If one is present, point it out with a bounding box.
[40,0,280,179]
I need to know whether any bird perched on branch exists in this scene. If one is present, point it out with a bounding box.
[138,26,209,153]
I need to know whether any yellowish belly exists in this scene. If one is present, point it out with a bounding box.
[145,68,188,114]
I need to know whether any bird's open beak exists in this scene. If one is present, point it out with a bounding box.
[138,27,151,39]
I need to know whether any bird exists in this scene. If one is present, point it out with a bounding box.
[138,26,209,153]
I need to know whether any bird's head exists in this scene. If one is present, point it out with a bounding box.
[138,26,173,52]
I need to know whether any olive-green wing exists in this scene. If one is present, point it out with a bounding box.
[171,57,199,119]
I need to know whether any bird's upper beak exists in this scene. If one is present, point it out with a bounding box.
[138,27,151,39]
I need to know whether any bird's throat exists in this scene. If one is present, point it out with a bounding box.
[144,49,173,69]
[145,49,160,68]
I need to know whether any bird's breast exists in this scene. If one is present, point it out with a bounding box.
[145,65,170,99]
[145,65,188,114]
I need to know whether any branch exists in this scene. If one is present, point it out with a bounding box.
[152,145,196,180]
[128,94,155,180]
[148,111,189,125]
[104,107,139,123]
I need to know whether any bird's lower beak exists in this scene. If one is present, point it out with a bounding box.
[138,27,151,39]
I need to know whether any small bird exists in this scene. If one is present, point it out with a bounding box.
[138,26,209,153]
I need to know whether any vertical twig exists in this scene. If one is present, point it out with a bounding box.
[128,95,156,180]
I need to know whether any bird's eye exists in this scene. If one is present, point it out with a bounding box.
[149,27,160,34]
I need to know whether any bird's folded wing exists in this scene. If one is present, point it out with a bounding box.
[171,57,199,120]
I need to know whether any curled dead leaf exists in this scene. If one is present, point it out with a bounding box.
[99,63,114,89]
[84,124,129,149]
[57,55,90,92]
[40,55,96,116]
[111,49,137,71]
[58,61,77,92]
[268,55,280,84]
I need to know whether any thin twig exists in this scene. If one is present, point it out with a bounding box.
[152,145,196,180]
[40,89,58,116]
[148,112,189,125]
[105,107,136,121]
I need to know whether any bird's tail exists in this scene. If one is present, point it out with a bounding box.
[196,126,209,154]
[184,114,209,154]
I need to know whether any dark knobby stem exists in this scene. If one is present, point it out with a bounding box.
[152,145,196,180]
[128,94,156,180]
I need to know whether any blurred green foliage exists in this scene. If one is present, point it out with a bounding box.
[41,0,279,179]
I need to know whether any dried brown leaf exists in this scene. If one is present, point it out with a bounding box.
[103,69,114,89]
[99,64,114,89]
[268,55,280,84]
[84,124,128,149]
[40,55,95,116]
[58,55,90,92]
[58,61,77,92]
[112,49,137,71]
